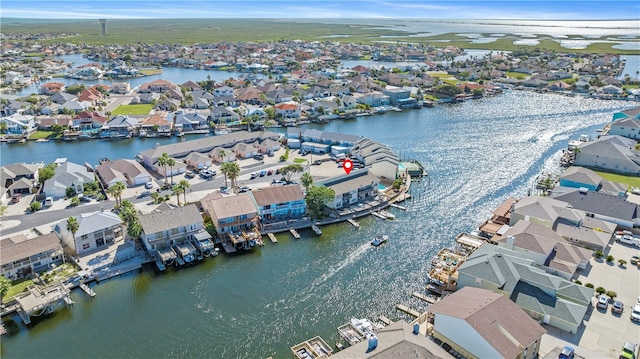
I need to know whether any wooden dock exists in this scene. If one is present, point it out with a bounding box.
[378,315,392,326]
[80,283,96,298]
[267,233,278,243]
[347,218,360,228]
[390,203,407,211]
[290,228,301,239]
[396,304,420,318]
[412,291,436,304]
[371,212,386,220]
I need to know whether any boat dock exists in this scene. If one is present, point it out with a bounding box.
[371,211,386,220]
[290,228,301,239]
[267,233,278,243]
[396,304,420,318]
[291,336,333,359]
[378,315,392,326]
[346,218,360,228]
[412,291,436,304]
[80,283,96,298]
[311,225,322,236]
[389,203,407,211]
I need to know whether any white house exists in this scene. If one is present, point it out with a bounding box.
[0,113,36,135]
[317,170,379,209]
[53,211,124,257]
[43,160,95,199]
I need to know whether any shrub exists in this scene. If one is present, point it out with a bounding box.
[574,280,582,285]
[606,290,617,299]
[70,197,80,207]
[66,186,77,198]
[605,255,614,263]
[594,250,604,259]
[30,201,42,212]
[585,283,594,288]
[618,259,627,267]
[595,286,606,295]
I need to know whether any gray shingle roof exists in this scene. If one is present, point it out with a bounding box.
[552,189,638,221]
[138,203,202,234]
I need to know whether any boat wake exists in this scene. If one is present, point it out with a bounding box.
[310,242,371,289]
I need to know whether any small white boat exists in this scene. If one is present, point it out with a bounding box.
[371,235,388,247]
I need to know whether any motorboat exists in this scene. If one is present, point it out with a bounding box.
[371,235,388,247]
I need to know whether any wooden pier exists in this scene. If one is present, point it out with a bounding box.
[412,291,436,304]
[396,304,420,318]
[267,233,278,243]
[290,228,301,239]
[347,218,360,228]
[371,212,386,220]
[378,315,392,326]
[80,283,96,298]
[390,203,407,211]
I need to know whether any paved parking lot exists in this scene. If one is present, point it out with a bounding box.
[540,240,640,358]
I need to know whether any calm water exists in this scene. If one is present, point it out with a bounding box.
[1,91,635,358]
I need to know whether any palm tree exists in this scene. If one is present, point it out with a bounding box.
[127,221,143,249]
[167,157,176,184]
[172,185,184,206]
[178,179,190,204]
[226,162,241,189]
[66,216,80,253]
[157,152,170,185]
[217,149,226,164]
[220,161,231,188]
[107,181,126,208]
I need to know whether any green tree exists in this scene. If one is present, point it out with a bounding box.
[279,163,304,182]
[301,172,313,191]
[305,186,335,219]
[66,186,77,198]
[118,200,137,224]
[226,162,241,189]
[30,201,42,212]
[172,185,184,206]
[66,216,79,241]
[127,221,143,248]
[167,157,176,184]
[38,163,57,187]
[178,179,190,204]
[106,181,126,208]
[157,152,171,185]
[221,161,232,188]
[70,196,80,207]
[392,179,403,190]
[0,276,11,302]
[0,122,8,134]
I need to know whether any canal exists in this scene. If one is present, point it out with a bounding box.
[0,91,635,358]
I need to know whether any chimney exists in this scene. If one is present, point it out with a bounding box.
[506,235,515,249]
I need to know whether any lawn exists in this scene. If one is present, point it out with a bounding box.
[4,278,34,303]
[29,130,54,139]
[505,72,528,80]
[293,158,308,163]
[138,68,163,76]
[111,104,153,115]
[592,170,640,189]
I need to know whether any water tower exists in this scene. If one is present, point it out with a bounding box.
[99,19,107,35]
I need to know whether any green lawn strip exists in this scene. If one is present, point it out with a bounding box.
[29,130,54,139]
[592,170,640,189]
[111,104,153,115]
[138,68,163,76]
[293,158,308,163]
[4,278,34,303]
[505,72,528,80]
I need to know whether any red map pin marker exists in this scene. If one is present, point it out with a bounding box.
[343,159,353,174]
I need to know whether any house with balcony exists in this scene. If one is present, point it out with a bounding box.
[172,111,209,132]
[574,135,640,175]
[53,211,124,257]
[99,115,138,138]
[139,113,172,136]
[251,185,306,222]
[316,170,379,210]
[138,204,204,253]
[0,113,36,135]
[275,102,300,119]
[73,111,108,130]
[200,192,258,236]
[1,233,64,280]
[138,79,178,93]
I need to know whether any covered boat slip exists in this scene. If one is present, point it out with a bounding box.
[191,230,216,258]
[173,242,198,264]
[15,284,73,324]
[291,336,332,359]
[154,247,177,270]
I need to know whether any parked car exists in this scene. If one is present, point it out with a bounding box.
[44,196,54,207]
[250,172,259,179]
[617,235,640,247]
[220,186,230,194]
[271,180,286,186]
[620,342,638,359]
[631,256,640,266]
[597,295,609,309]
[559,346,575,359]
[11,193,22,203]
[630,304,640,322]
[259,170,267,177]
[253,154,264,161]
[267,150,275,157]
[238,186,251,193]
[612,301,624,314]
[267,169,274,176]
[145,181,153,189]
[185,170,195,178]
[137,191,151,199]
[78,194,93,203]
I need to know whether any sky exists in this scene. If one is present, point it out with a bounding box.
[1,0,639,20]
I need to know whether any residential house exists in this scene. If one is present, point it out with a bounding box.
[43,160,94,199]
[232,142,258,159]
[139,114,172,135]
[1,162,43,196]
[354,91,390,107]
[209,106,241,124]
[138,204,204,252]
[350,138,400,179]
[53,211,124,257]
[331,321,449,359]
[381,87,411,106]
[100,115,138,138]
[172,111,209,132]
[0,233,64,280]
[95,159,152,188]
[210,147,237,163]
[275,102,300,119]
[574,135,640,175]
[138,79,178,93]
[199,192,259,236]
[257,139,281,154]
[183,152,212,170]
[457,244,593,334]
[317,170,379,209]
[1,113,36,135]
[558,166,603,191]
[110,82,131,94]
[39,82,65,95]
[609,107,640,140]
[49,92,76,105]
[60,100,90,114]
[611,106,640,122]
[429,287,546,359]
[73,111,107,130]
[251,185,306,222]
[244,105,268,120]
[552,188,639,228]
[37,116,73,130]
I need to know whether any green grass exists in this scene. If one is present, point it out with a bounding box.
[111,104,153,115]
[3,278,34,303]
[29,130,54,139]
[293,158,308,163]
[592,170,640,189]
[138,68,162,76]
[505,72,528,80]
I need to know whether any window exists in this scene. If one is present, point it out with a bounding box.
[82,243,90,250]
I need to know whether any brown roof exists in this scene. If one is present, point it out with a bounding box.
[251,185,304,206]
[0,233,61,265]
[429,287,546,359]
[200,193,257,219]
[496,220,561,255]
[141,114,171,126]
[493,197,517,218]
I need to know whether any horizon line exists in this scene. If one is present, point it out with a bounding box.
[2,17,638,20]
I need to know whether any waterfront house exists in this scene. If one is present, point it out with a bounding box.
[232,142,259,159]
[275,102,300,119]
[199,192,258,236]
[172,111,208,132]
[354,91,391,107]
[316,170,379,210]
[54,211,124,257]
[138,204,203,252]
[251,185,306,222]
[457,244,593,334]
[381,87,411,106]
[558,166,603,191]
[0,113,36,135]
[43,159,94,199]
[139,113,172,135]
[574,135,640,175]
[100,115,138,138]
[0,233,64,280]
[429,287,546,359]
[209,106,241,124]
[95,159,152,188]
[38,116,73,130]
[210,147,237,163]
[110,82,131,94]
[183,152,212,170]
[1,162,43,196]
[552,188,639,228]
[331,320,449,359]
[73,111,108,130]
[39,82,65,95]
[609,107,640,140]
[138,79,178,93]
[611,106,640,122]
